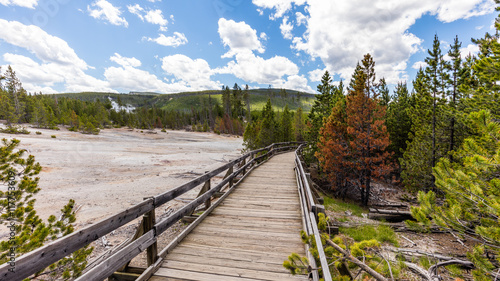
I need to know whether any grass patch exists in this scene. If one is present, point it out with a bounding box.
[339,225,399,246]
[322,195,368,217]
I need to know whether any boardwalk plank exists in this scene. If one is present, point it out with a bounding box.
[149,153,308,281]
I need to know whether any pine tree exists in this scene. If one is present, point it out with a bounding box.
[0,139,92,279]
[257,99,277,148]
[401,68,435,192]
[425,35,449,167]
[317,54,394,205]
[293,107,306,142]
[244,84,251,122]
[471,6,500,119]
[378,78,390,107]
[386,82,413,161]
[446,36,465,159]
[280,105,294,142]
[408,110,500,278]
[307,71,337,155]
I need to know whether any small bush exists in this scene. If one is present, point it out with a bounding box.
[36,131,42,135]
[161,128,166,133]
[0,126,30,134]
[51,135,56,138]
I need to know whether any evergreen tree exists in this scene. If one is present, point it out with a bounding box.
[317,54,394,205]
[257,99,278,148]
[222,85,231,118]
[471,6,500,119]
[307,71,339,155]
[0,139,92,279]
[386,82,413,161]
[293,107,306,142]
[280,105,294,142]
[408,110,500,278]
[378,78,390,107]
[244,84,251,122]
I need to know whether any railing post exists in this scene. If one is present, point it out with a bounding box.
[227,165,234,188]
[241,158,247,176]
[143,198,157,266]
[203,174,211,210]
[306,173,326,222]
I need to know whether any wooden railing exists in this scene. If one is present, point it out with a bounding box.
[294,144,332,281]
[0,142,302,281]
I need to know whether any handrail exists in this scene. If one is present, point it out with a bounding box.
[294,144,332,281]
[0,141,302,281]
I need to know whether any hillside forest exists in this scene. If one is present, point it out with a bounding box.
[1,4,500,280]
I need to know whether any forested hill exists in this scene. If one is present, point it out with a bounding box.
[55,88,316,113]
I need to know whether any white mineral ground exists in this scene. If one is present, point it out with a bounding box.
[0,126,243,239]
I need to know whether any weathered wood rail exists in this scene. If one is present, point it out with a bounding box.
[294,144,332,281]
[0,142,302,281]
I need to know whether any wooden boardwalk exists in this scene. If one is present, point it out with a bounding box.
[149,152,309,281]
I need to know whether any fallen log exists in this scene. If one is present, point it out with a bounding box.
[368,208,413,222]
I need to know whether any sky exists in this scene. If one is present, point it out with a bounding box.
[0,0,497,95]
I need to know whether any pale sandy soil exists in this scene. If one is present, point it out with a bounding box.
[0,126,243,233]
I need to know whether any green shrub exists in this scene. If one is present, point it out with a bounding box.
[51,135,56,138]
[36,131,42,135]
[0,126,30,134]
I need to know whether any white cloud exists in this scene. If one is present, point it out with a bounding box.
[308,68,326,82]
[0,20,114,93]
[412,61,428,70]
[127,4,168,31]
[216,18,301,88]
[280,16,294,40]
[218,18,265,57]
[127,4,144,20]
[146,32,188,47]
[252,0,306,20]
[88,0,128,27]
[281,75,314,92]
[162,54,221,90]
[4,53,114,93]
[255,0,495,84]
[104,65,183,93]
[0,0,37,9]
[460,43,480,58]
[145,9,168,31]
[0,19,88,69]
[217,52,299,86]
[110,53,141,67]
[260,32,268,41]
[295,12,307,26]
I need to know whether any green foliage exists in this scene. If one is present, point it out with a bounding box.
[51,135,56,138]
[409,110,500,278]
[386,82,413,161]
[286,210,402,279]
[316,54,395,205]
[0,126,30,134]
[322,195,367,217]
[0,138,92,279]
[339,225,399,246]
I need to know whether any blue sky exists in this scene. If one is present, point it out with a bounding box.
[0,0,497,94]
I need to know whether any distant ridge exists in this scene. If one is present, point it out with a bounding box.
[54,89,316,112]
